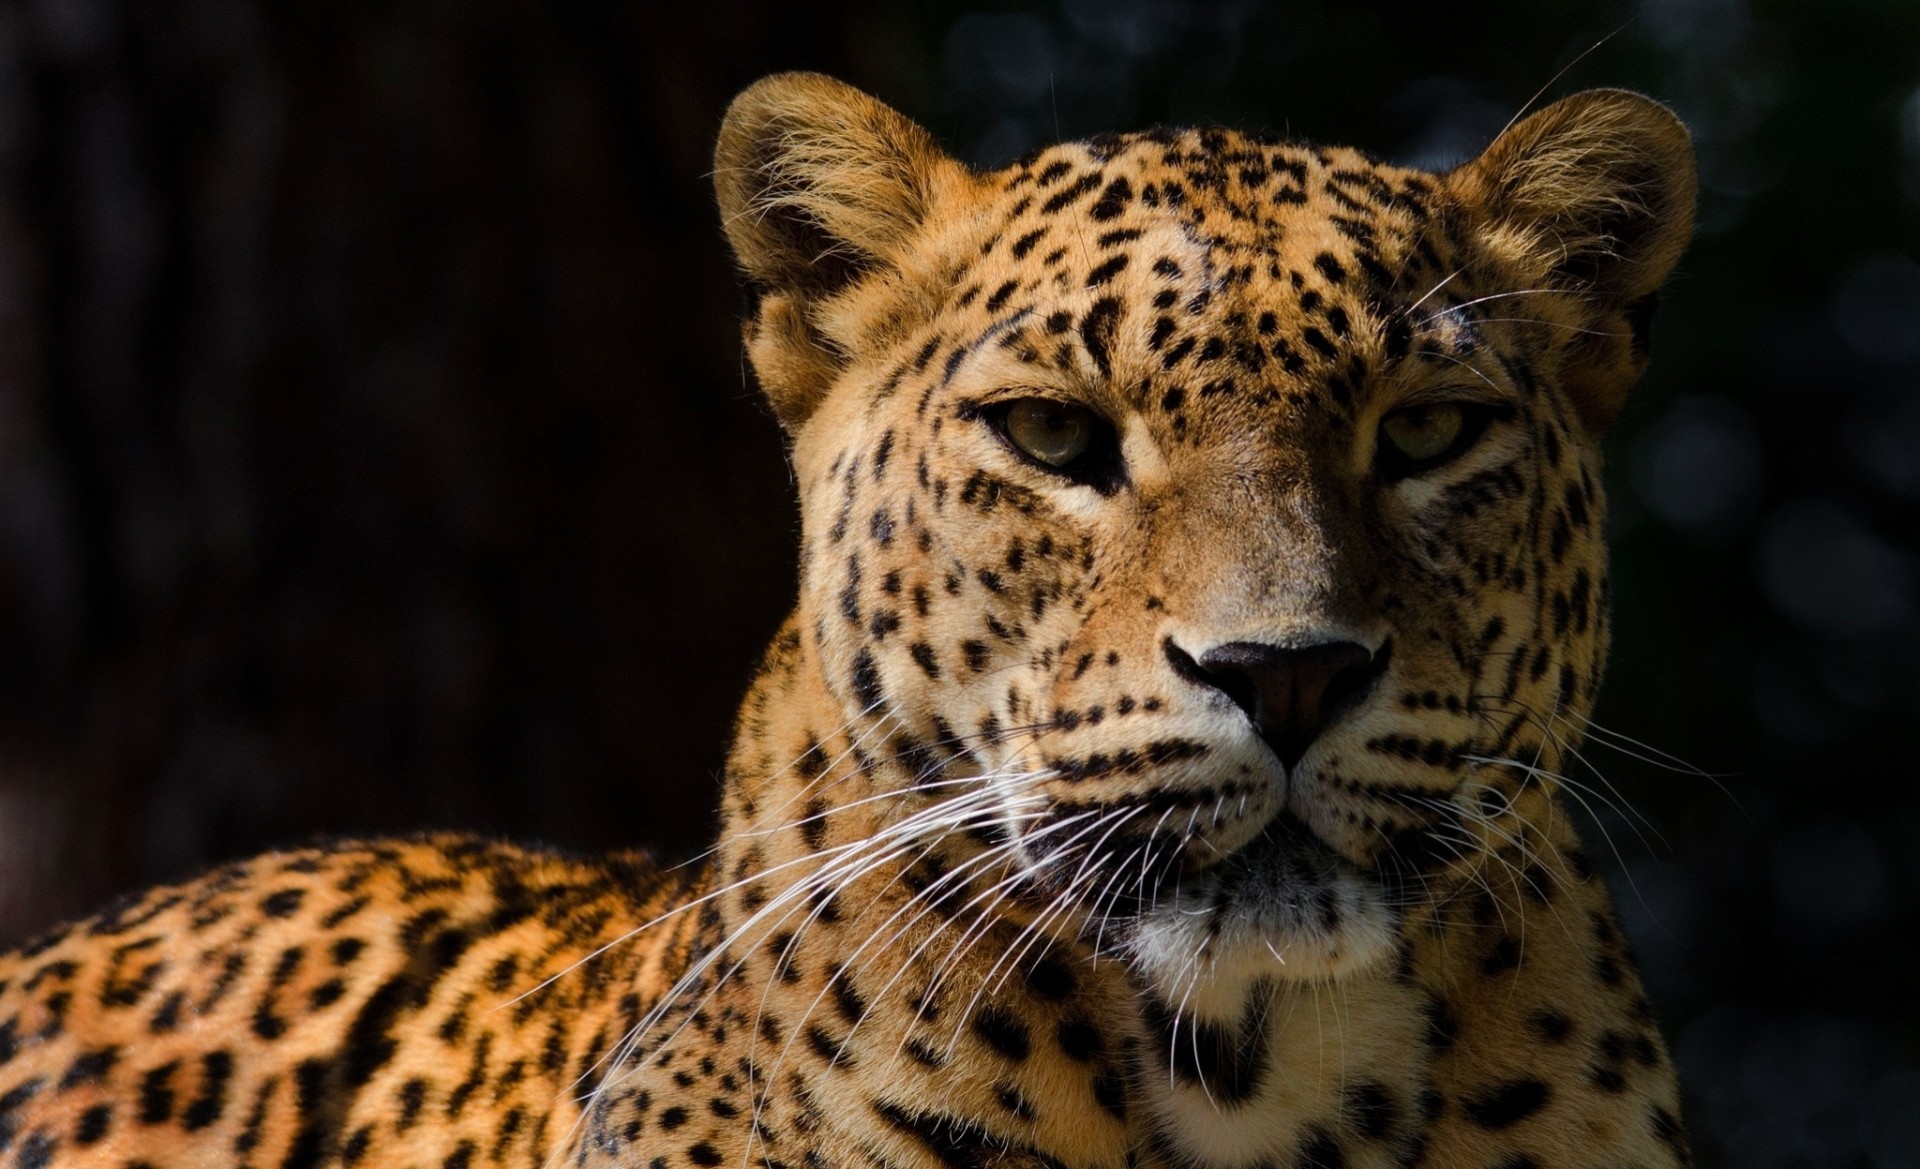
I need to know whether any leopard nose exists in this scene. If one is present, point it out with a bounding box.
[1168,638,1387,768]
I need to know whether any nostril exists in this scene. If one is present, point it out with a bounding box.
[1162,637,1208,687]
[1323,637,1392,717]
[1164,638,1260,719]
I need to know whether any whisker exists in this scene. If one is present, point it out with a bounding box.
[1396,265,1469,321]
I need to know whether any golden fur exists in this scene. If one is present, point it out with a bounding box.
[0,74,1697,1169]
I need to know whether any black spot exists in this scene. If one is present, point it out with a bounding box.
[962,640,989,672]
[309,979,346,1010]
[850,650,883,708]
[1056,1017,1103,1061]
[909,642,941,679]
[58,1046,119,1089]
[1041,172,1101,214]
[970,1005,1031,1061]
[1344,1081,1398,1141]
[869,508,896,547]
[320,895,371,929]
[1086,255,1129,288]
[1024,958,1075,1000]
[148,990,184,1033]
[1482,935,1522,975]
[830,969,868,1027]
[340,917,479,1090]
[15,1132,54,1169]
[1417,1088,1443,1121]
[877,1101,1038,1169]
[181,1050,234,1130]
[1080,298,1122,378]
[806,1025,855,1067]
[1632,1034,1661,1067]
[1526,1010,1572,1043]
[137,1061,178,1124]
[234,1076,278,1154]
[74,1105,111,1145]
[1148,992,1271,1104]
[342,1126,373,1165]
[397,1078,427,1131]
[1464,1078,1549,1129]
[905,1039,948,1068]
[1089,176,1134,220]
[0,1079,43,1152]
[1651,1105,1689,1160]
[1297,1125,1346,1169]
[261,889,305,918]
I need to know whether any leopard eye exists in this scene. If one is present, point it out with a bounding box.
[982,397,1125,494]
[1003,399,1098,468]
[1382,404,1463,461]
[1377,402,1493,478]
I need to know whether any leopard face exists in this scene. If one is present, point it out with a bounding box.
[717,75,1693,1008]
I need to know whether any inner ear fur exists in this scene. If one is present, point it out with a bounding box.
[714,72,964,430]
[1449,89,1697,430]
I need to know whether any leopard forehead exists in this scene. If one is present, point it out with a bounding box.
[808,129,1455,437]
[937,129,1437,381]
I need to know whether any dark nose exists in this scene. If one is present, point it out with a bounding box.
[1169,638,1387,768]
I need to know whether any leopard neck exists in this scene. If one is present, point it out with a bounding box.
[593,615,1147,1169]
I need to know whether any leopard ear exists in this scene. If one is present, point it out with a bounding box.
[1449,90,1697,429]
[715,73,963,430]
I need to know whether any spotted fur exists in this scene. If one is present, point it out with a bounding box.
[0,73,1696,1169]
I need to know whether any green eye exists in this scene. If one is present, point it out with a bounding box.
[1377,401,1496,478]
[1003,399,1098,468]
[1381,404,1465,463]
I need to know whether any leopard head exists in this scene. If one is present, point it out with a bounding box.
[714,74,1694,1003]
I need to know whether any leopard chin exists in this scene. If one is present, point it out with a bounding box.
[1115,813,1400,1010]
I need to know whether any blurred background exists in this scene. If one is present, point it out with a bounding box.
[0,0,1914,1163]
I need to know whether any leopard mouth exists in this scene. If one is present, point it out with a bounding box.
[1191,812,1358,921]
[1105,809,1399,991]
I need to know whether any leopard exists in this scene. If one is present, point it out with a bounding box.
[0,72,1697,1169]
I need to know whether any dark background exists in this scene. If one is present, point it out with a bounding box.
[1,1,1915,1164]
